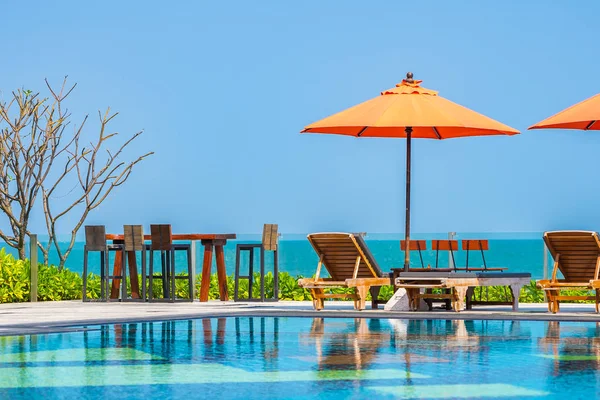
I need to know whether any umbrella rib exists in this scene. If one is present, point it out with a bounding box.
[356,126,368,137]
[585,121,597,130]
[432,127,442,139]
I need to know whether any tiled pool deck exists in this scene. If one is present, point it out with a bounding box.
[1,301,600,336]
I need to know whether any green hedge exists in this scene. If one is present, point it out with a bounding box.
[0,248,598,304]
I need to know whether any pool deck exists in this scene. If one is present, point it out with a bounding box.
[1,301,599,336]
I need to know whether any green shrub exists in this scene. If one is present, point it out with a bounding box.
[519,280,546,303]
[0,249,29,302]
[37,264,84,301]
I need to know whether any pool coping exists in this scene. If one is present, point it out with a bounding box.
[1,301,600,336]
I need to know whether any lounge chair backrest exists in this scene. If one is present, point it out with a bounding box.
[432,240,458,270]
[462,240,488,251]
[401,240,427,268]
[307,233,384,280]
[544,231,600,282]
[462,239,489,270]
[431,240,458,251]
[400,240,427,251]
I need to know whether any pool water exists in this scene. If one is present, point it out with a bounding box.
[0,317,598,399]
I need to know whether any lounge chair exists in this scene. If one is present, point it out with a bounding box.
[298,233,391,310]
[394,239,513,310]
[537,231,600,313]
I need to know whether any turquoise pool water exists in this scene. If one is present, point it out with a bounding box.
[0,317,596,399]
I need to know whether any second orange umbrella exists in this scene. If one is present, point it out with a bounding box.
[529,92,600,131]
[302,73,520,271]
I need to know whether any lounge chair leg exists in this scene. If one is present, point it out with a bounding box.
[545,290,553,312]
[310,289,324,311]
[424,289,433,310]
[452,287,468,312]
[369,286,381,309]
[406,288,420,311]
[550,299,559,313]
[355,286,368,311]
[313,299,322,310]
[547,290,559,313]
[546,298,553,313]
[596,291,600,313]
[550,299,560,313]
[509,284,523,311]
[466,287,475,310]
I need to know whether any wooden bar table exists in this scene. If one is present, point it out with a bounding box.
[105,233,236,301]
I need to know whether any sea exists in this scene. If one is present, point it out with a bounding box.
[10,232,549,279]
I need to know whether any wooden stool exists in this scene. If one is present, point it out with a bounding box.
[82,225,123,302]
[121,225,147,302]
[234,224,279,302]
[148,224,194,302]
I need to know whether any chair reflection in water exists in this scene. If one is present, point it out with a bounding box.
[85,318,281,366]
[87,320,195,361]
[389,319,483,349]
[232,317,280,365]
[200,317,280,365]
[538,321,600,375]
[304,318,389,370]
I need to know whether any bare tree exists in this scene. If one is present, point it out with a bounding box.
[0,78,152,267]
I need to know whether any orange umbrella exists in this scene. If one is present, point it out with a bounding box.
[302,73,519,271]
[529,93,600,131]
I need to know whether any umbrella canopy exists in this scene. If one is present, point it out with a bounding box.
[302,73,520,271]
[529,93,600,131]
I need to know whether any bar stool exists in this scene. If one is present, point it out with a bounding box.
[121,225,147,302]
[148,224,194,302]
[82,225,123,302]
[234,224,279,302]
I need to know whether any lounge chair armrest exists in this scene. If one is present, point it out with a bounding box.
[591,280,600,289]
[536,279,551,289]
[537,280,595,289]
[345,277,391,288]
[298,279,348,288]
[297,278,313,287]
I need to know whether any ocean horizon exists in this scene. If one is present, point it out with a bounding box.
[5,231,549,279]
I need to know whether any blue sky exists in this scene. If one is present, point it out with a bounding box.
[2,0,600,235]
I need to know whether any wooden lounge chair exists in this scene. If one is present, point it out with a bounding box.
[298,233,391,311]
[537,231,600,313]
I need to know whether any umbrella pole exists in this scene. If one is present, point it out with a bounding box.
[404,127,412,272]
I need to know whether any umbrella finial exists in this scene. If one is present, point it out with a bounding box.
[405,72,414,84]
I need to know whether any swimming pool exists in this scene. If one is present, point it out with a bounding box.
[0,317,597,399]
